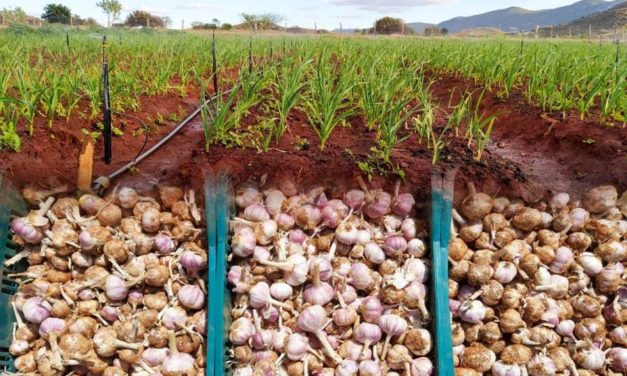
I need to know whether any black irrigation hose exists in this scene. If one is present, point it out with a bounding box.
[92,88,234,194]
[92,46,282,194]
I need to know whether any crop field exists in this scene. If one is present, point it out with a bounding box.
[0,32,627,148]
[0,29,625,194]
[1,26,626,376]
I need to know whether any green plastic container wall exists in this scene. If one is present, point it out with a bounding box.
[430,172,455,376]
[209,175,233,376]
[205,173,455,375]
[0,175,28,372]
[205,176,217,376]
[214,176,231,376]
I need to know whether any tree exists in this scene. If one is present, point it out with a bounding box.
[191,21,217,30]
[373,17,404,35]
[162,16,172,28]
[259,13,283,30]
[212,18,220,27]
[73,15,100,27]
[221,23,232,30]
[424,26,441,36]
[240,13,283,30]
[96,0,122,28]
[440,27,449,36]
[41,3,71,24]
[125,10,165,28]
[0,7,28,24]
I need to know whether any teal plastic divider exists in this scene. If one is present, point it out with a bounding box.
[430,172,455,376]
[204,176,217,376]
[213,175,232,376]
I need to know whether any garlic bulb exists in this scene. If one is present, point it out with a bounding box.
[451,184,625,376]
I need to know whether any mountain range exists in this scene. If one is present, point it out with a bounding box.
[423,0,625,33]
[537,1,627,36]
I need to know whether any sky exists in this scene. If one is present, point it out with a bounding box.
[1,0,589,30]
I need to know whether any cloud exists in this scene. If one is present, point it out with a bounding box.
[125,7,169,16]
[296,6,318,12]
[334,14,363,20]
[329,0,453,12]
[175,3,215,10]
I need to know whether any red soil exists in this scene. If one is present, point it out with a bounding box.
[0,73,624,203]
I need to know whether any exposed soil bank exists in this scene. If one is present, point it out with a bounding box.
[428,73,626,203]
[1,73,624,202]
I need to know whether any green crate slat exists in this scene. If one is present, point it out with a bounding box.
[0,174,28,372]
[213,176,232,376]
[205,176,217,376]
[430,173,455,376]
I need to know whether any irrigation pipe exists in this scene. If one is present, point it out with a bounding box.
[91,47,287,194]
[92,87,234,194]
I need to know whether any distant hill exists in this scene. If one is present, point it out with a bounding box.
[333,28,358,33]
[437,0,625,33]
[233,22,329,34]
[334,21,427,34]
[406,22,435,33]
[456,27,506,38]
[538,1,627,37]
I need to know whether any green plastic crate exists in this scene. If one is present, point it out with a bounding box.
[0,175,28,372]
[206,173,456,376]
[1,172,455,375]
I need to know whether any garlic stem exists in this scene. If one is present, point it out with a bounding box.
[336,291,347,308]
[48,332,64,370]
[327,240,337,261]
[452,209,466,225]
[109,257,132,279]
[37,197,55,217]
[381,335,392,360]
[167,330,179,354]
[315,329,342,364]
[257,258,292,272]
[274,353,285,366]
[393,179,400,201]
[138,360,156,374]
[11,302,25,327]
[356,176,370,195]
[4,249,30,267]
[59,285,74,306]
[359,340,372,360]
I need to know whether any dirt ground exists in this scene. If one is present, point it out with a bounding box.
[0,72,625,203]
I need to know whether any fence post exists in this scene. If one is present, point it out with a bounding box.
[101,36,112,165]
[248,35,253,74]
[212,30,218,94]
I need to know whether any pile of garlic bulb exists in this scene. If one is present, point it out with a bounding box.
[227,179,434,376]
[449,184,626,376]
[8,185,207,376]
